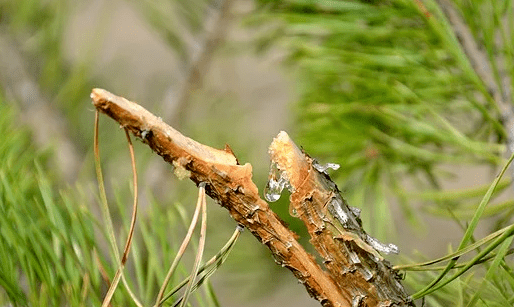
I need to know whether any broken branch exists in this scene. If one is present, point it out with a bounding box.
[91,88,413,307]
[269,132,414,306]
[91,88,347,306]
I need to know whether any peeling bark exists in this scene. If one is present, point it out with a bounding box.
[91,88,414,307]
[269,132,414,307]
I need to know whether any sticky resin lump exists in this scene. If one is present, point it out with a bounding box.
[263,162,292,202]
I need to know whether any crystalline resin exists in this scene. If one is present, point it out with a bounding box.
[264,177,283,202]
[347,249,361,264]
[327,197,361,231]
[331,199,349,225]
[263,162,291,202]
[313,161,340,173]
[365,234,399,255]
[352,295,366,307]
[349,206,361,218]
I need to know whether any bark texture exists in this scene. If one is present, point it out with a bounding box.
[91,88,413,307]
[269,132,413,307]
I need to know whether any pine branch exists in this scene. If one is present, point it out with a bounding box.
[91,88,414,307]
[269,132,413,306]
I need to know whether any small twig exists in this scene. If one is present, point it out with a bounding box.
[93,248,111,289]
[122,129,139,265]
[119,129,143,306]
[434,0,503,101]
[269,132,413,306]
[81,273,90,302]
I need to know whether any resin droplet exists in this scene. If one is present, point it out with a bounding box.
[352,295,366,307]
[289,206,299,217]
[263,162,291,202]
[348,249,361,264]
[365,234,399,255]
[332,200,349,225]
[264,178,282,202]
[313,161,340,173]
[327,197,361,230]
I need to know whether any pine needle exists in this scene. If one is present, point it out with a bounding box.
[412,152,514,299]
[159,225,243,305]
[154,183,205,306]
[177,183,207,307]
[95,112,142,307]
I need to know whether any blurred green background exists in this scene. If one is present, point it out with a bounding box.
[1,0,514,306]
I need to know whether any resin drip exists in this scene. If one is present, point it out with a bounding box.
[263,162,292,202]
[313,161,340,173]
[365,234,399,255]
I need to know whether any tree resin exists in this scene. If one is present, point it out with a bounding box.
[263,162,291,202]
[365,234,399,255]
[313,161,340,173]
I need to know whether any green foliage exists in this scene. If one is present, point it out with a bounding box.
[0,0,257,305]
[407,152,514,300]
[252,0,514,305]
[0,100,224,306]
[0,0,69,92]
[0,0,100,153]
[2,0,514,305]
[0,100,102,305]
[252,0,508,237]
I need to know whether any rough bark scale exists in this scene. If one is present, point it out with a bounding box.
[269,132,414,307]
[91,88,414,307]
